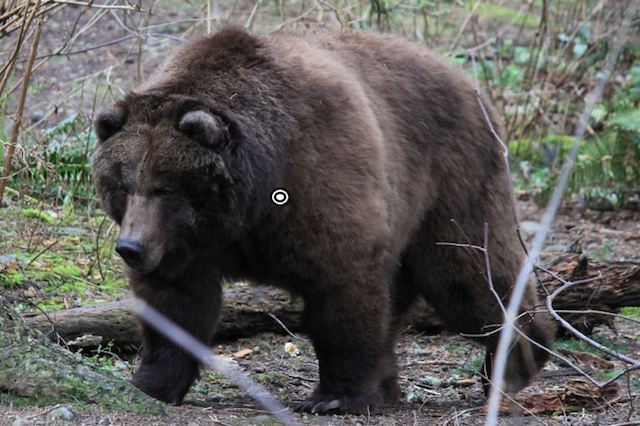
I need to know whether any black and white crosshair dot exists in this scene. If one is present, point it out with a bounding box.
[271,188,289,206]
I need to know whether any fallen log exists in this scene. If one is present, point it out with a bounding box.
[23,254,640,347]
[25,284,309,347]
[538,252,640,334]
[24,284,444,347]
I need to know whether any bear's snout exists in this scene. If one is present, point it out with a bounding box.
[116,238,145,269]
[117,195,171,273]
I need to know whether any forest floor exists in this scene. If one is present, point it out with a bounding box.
[1,198,639,426]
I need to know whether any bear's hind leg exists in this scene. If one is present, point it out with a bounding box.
[130,275,222,404]
[419,275,554,396]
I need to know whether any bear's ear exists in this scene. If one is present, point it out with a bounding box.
[94,105,127,142]
[178,110,228,149]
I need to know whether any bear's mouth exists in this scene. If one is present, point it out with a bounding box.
[119,255,158,275]
[123,258,154,273]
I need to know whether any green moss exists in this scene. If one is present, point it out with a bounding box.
[98,276,128,293]
[554,337,627,357]
[0,320,165,415]
[52,263,84,277]
[446,342,468,356]
[255,371,286,384]
[32,299,65,312]
[621,306,640,320]
[21,208,57,224]
[0,271,25,288]
[0,393,61,408]
[595,368,625,381]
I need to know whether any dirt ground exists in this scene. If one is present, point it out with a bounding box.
[1,1,640,425]
[1,200,639,426]
[0,329,637,426]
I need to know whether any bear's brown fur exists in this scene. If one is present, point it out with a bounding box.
[91,27,554,413]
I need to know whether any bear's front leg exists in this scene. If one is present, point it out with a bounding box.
[297,278,395,414]
[129,273,222,404]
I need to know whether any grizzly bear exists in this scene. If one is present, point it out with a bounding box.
[91,27,554,414]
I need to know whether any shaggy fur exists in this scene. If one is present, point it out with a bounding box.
[91,27,555,413]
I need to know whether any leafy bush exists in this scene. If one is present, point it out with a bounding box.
[10,113,97,207]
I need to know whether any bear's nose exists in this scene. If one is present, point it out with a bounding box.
[115,238,145,267]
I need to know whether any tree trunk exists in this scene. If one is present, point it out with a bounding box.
[0,294,164,413]
[23,254,640,347]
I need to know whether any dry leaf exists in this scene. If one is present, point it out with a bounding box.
[560,349,616,370]
[492,378,619,415]
[232,348,253,358]
[284,342,299,357]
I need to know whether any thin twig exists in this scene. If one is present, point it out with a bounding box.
[317,0,342,26]
[136,0,155,86]
[28,239,58,265]
[447,0,480,55]
[34,34,136,59]
[244,0,262,31]
[270,5,318,32]
[267,313,302,341]
[476,369,548,424]
[207,0,214,33]
[51,0,140,11]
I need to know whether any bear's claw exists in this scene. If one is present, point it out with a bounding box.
[296,392,379,414]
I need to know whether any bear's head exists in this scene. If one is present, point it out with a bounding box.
[91,91,269,277]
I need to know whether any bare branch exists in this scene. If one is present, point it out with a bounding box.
[267,313,303,341]
[547,279,640,367]
[51,0,140,11]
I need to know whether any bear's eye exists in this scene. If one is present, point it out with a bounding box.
[178,110,229,149]
[95,105,127,141]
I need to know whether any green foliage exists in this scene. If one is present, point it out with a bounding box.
[452,353,484,377]
[510,58,640,207]
[11,113,97,206]
[0,270,25,288]
[570,65,640,207]
[78,342,134,380]
[620,306,640,320]
[595,368,625,381]
[256,371,286,384]
[0,393,61,408]
[447,4,640,209]
[554,337,627,358]
[445,342,468,356]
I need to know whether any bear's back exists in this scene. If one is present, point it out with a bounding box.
[262,30,506,229]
